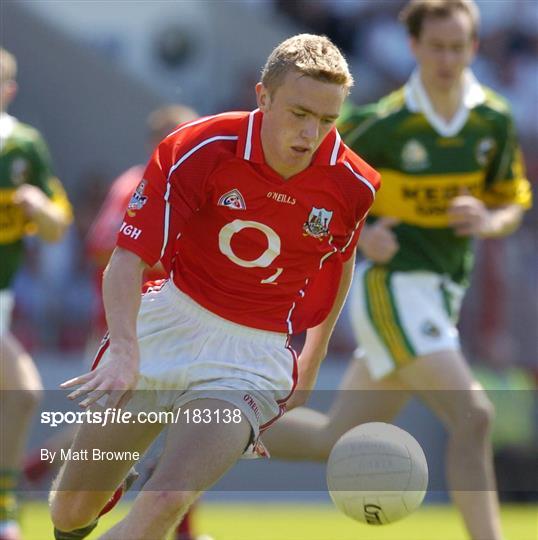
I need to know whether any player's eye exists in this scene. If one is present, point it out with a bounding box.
[292,111,306,118]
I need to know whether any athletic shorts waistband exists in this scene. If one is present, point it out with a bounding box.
[161,280,288,346]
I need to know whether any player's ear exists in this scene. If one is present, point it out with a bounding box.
[256,82,270,112]
[409,37,419,57]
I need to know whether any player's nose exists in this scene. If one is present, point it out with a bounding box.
[301,119,320,142]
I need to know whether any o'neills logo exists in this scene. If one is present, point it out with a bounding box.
[267,191,296,205]
[243,393,260,420]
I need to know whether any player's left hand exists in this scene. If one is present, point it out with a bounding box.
[13,184,50,219]
[447,194,492,237]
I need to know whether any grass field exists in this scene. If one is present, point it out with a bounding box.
[20,501,537,540]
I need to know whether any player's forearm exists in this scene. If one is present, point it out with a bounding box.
[480,204,525,238]
[33,201,70,242]
[302,251,356,358]
[102,247,145,354]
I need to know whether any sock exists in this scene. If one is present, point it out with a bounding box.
[24,449,52,483]
[0,469,19,523]
[53,520,98,540]
[52,468,138,539]
[174,508,193,540]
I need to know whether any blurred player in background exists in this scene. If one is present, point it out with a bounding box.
[0,48,72,540]
[264,2,532,539]
[24,105,206,540]
[49,34,379,540]
[86,104,206,540]
[86,105,198,342]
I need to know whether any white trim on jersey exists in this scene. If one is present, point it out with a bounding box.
[243,109,258,161]
[286,302,296,334]
[343,160,377,198]
[319,246,337,268]
[165,112,239,140]
[341,216,366,254]
[159,135,239,259]
[329,130,341,166]
[405,69,486,138]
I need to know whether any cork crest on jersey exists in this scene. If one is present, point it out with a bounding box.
[303,207,334,240]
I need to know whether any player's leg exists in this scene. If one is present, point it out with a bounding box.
[24,425,78,484]
[363,266,503,540]
[396,351,502,540]
[49,410,163,535]
[264,355,409,460]
[0,332,43,536]
[99,398,251,540]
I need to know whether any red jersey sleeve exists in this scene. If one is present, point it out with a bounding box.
[115,129,214,268]
[337,150,381,261]
[339,216,367,261]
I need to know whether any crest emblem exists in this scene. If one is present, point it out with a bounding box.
[401,139,429,171]
[475,137,496,166]
[303,207,333,239]
[421,320,441,338]
[127,179,148,216]
[10,158,28,186]
[218,188,246,210]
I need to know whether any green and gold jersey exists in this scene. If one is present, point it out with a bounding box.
[0,114,72,289]
[339,71,532,284]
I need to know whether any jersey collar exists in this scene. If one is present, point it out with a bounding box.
[236,108,344,167]
[0,113,17,146]
[404,68,486,137]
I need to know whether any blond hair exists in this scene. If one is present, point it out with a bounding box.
[261,34,353,95]
[0,48,17,83]
[400,0,480,39]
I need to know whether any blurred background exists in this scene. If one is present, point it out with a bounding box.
[2,0,537,519]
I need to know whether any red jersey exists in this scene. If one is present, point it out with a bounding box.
[87,165,166,331]
[117,110,380,333]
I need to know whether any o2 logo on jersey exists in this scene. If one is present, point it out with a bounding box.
[475,137,496,167]
[219,219,282,284]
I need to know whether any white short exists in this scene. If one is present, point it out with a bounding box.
[93,280,297,447]
[0,289,14,336]
[350,262,464,380]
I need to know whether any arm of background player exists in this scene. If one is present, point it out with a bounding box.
[61,247,145,409]
[14,130,72,242]
[286,250,356,411]
[452,109,533,238]
[13,178,72,242]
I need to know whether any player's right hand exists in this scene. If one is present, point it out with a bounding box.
[358,217,400,263]
[60,345,140,410]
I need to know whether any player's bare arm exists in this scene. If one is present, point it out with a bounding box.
[61,247,145,409]
[357,217,400,263]
[13,183,70,242]
[447,196,524,238]
[286,251,356,411]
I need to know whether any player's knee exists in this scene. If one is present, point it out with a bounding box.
[452,398,495,441]
[18,385,43,413]
[4,382,43,415]
[137,490,197,529]
[49,491,99,532]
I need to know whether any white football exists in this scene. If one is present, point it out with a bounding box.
[327,422,428,525]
